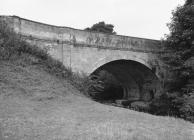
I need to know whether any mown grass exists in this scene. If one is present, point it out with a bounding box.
[0,19,89,96]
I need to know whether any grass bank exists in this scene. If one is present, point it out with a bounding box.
[0,19,89,96]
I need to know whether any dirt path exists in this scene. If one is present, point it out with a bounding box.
[0,61,194,140]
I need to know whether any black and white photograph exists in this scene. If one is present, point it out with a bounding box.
[0,0,194,139]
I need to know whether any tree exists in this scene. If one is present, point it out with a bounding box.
[85,21,116,34]
[160,0,194,122]
[165,0,194,90]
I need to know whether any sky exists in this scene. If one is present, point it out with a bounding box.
[1,0,185,40]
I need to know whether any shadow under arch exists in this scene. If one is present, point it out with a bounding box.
[89,59,162,101]
[88,55,154,76]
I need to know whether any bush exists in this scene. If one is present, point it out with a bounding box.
[0,20,20,59]
[178,91,194,122]
[150,92,180,116]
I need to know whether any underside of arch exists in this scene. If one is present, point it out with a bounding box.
[89,59,162,102]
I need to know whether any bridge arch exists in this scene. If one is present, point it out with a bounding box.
[88,58,162,101]
[88,54,153,75]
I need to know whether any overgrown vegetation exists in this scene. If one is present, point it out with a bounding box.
[152,0,194,122]
[0,19,90,96]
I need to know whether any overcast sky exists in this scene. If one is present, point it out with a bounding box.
[1,0,185,40]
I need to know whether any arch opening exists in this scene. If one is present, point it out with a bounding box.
[88,59,162,104]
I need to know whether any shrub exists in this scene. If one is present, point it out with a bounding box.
[0,20,20,59]
[178,91,194,122]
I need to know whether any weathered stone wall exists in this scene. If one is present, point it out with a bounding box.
[2,16,162,51]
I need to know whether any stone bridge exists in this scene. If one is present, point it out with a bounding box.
[1,16,169,101]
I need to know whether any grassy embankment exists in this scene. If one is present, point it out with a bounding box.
[0,19,194,140]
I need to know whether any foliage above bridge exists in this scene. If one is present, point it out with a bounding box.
[85,21,116,34]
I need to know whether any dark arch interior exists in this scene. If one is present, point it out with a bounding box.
[89,60,161,102]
